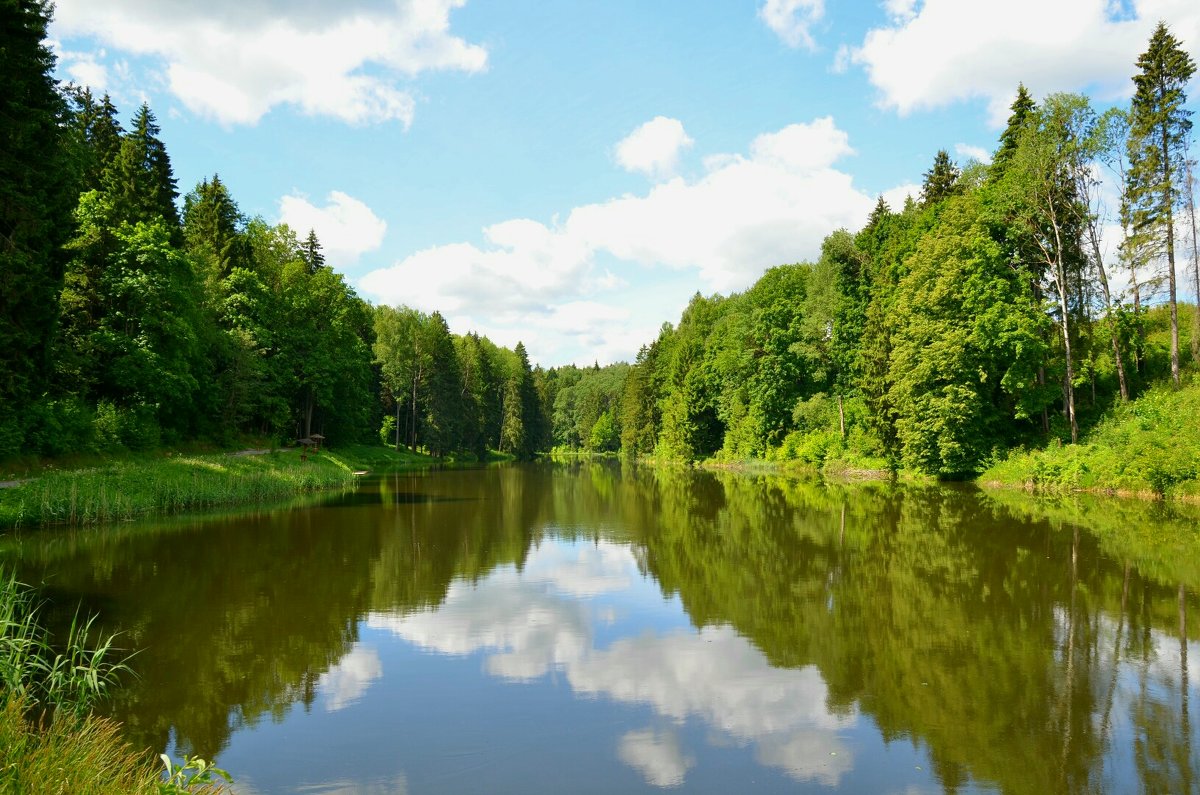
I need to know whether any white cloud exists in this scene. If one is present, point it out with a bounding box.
[615,117,695,179]
[359,116,878,365]
[849,0,1200,125]
[880,182,922,211]
[317,644,382,712]
[954,143,992,164]
[278,191,387,267]
[617,728,695,788]
[759,0,825,49]
[50,0,487,126]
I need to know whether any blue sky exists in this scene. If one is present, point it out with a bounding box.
[49,0,1200,366]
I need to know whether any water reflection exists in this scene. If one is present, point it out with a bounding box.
[369,541,856,788]
[4,462,1199,793]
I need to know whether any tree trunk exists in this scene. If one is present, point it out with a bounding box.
[1049,213,1078,443]
[1161,111,1181,385]
[395,400,401,451]
[304,387,314,439]
[410,369,419,450]
[1186,158,1200,362]
[837,393,845,439]
[1084,219,1129,400]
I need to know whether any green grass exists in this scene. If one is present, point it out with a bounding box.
[982,377,1200,499]
[0,698,165,795]
[325,443,439,472]
[0,449,353,530]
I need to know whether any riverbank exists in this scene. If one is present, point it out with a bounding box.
[0,444,439,530]
[980,380,1200,502]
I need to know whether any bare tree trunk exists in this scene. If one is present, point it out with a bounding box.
[837,393,845,439]
[1049,232,1079,443]
[410,367,420,450]
[1084,216,1130,400]
[1186,157,1200,362]
[1162,122,1181,385]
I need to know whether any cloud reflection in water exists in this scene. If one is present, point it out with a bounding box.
[366,540,856,787]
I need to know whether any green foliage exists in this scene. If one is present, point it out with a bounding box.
[158,755,233,794]
[888,189,1048,476]
[0,0,73,459]
[983,380,1200,497]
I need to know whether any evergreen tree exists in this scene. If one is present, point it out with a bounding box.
[302,229,325,274]
[1127,22,1196,385]
[0,0,73,456]
[183,174,245,290]
[106,103,181,235]
[920,149,961,206]
[65,88,124,192]
[992,84,1036,174]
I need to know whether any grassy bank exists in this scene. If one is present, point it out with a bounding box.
[0,449,353,530]
[0,442,466,530]
[981,380,1200,500]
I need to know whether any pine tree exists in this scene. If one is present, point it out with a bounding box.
[0,0,73,456]
[1128,21,1195,385]
[920,150,960,206]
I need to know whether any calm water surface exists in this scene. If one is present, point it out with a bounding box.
[6,461,1200,794]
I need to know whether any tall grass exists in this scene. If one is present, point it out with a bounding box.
[0,696,162,795]
[0,569,129,721]
[0,450,353,529]
[0,569,231,793]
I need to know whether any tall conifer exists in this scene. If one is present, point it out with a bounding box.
[1128,22,1195,385]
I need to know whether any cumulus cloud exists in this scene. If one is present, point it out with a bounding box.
[615,116,695,179]
[759,0,825,49]
[359,116,888,364]
[848,0,1200,124]
[278,191,388,267]
[50,0,487,126]
[954,143,992,164]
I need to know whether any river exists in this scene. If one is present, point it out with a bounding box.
[6,461,1199,793]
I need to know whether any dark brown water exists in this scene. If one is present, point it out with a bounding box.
[5,461,1200,794]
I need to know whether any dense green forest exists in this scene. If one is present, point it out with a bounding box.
[3,2,1199,482]
[0,0,551,462]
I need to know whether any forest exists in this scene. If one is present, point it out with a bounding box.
[3,1,1199,482]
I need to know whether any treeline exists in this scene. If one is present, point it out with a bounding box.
[610,24,1200,476]
[0,1,552,460]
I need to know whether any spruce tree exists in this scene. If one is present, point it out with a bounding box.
[920,150,960,206]
[0,0,72,456]
[993,84,1036,175]
[183,174,245,289]
[106,103,182,235]
[1128,21,1195,385]
[302,229,325,273]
